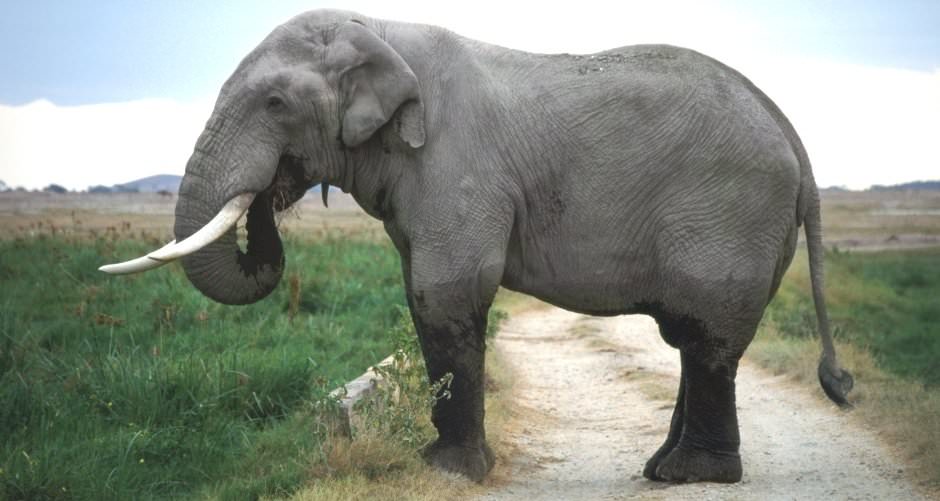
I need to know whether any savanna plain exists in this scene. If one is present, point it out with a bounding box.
[0,189,938,500]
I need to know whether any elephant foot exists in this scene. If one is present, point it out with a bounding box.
[654,445,742,483]
[642,442,675,481]
[421,439,495,482]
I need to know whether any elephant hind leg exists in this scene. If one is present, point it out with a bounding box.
[643,370,685,480]
[654,348,744,483]
[642,301,751,483]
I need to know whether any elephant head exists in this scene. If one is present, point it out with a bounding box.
[100,11,424,304]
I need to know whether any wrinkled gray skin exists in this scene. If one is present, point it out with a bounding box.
[174,10,853,483]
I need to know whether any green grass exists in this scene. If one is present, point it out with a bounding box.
[764,247,940,387]
[0,234,408,500]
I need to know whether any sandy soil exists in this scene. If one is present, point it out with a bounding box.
[479,307,928,500]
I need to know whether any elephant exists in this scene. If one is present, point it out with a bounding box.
[101,9,853,484]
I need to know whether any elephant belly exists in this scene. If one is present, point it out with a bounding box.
[500,194,796,323]
[501,240,651,316]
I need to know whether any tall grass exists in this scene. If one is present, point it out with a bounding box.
[0,234,407,499]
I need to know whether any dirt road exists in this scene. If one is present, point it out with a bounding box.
[479,307,926,500]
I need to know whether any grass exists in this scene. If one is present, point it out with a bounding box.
[284,304,512,501]
[750,247,940,489]
[0,229,512,500]
[763,248,940,386]
[0,233,409,500]
[819,190,940,239]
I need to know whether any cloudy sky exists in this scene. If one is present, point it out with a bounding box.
[1,0,938,190]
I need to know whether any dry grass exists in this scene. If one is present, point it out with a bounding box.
[281,326,516,501]
[747,327,940,492]
[491,288,554,316]
[284,431,476,501]
[819,190,940,244]
[6,189,938,247]
[618,369,676,402]
[0,192,385,242]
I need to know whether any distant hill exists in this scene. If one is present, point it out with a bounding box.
[87,174,181,193]
[869,180,940,192]
[114,174,182,193]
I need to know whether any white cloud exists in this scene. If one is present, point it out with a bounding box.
[0,98,212,190]
[1,1,937,191]
[739,59,940,189]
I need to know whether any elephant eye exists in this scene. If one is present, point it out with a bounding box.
[266,96,286,112]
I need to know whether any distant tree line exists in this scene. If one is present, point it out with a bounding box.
[0,174,182,194]
[0,180,67,193]
[869,180,940,192]
[0,181,137,194]
[3,178,936,194]
[87,184,140,194]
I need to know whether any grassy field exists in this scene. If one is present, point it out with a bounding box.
[0,192,384,244]
[1,189,938,496]
[819,189,940,243]
[0,232,410,499]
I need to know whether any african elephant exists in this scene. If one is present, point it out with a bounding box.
[101,9,853,483]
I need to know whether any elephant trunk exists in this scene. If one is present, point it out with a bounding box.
[98,109,302,305]
[172,136,285,305]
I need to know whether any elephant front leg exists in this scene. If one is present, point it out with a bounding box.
[408,289,495,482]
[390,209,510,482]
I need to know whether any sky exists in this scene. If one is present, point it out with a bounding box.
[0,0,938,190]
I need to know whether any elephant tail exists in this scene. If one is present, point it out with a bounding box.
[803,182,854,407]
[743,67,853,406]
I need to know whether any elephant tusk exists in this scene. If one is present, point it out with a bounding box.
[98,193,256,275]
[148,193,255,261]
[98,240,177,274]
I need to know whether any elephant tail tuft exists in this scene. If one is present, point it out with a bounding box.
[818,357,854,408]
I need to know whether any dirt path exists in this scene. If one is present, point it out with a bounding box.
[479,307,927,500]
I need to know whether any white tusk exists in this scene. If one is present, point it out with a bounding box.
[98,240,177,274]
[147,193,255,261]
[98,193,256,275]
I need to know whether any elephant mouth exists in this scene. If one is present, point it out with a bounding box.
[268,152,313,213]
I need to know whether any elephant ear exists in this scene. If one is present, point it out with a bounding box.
[328,21,425,149]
